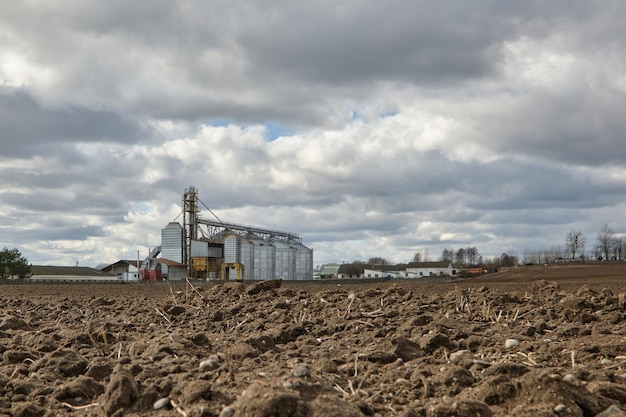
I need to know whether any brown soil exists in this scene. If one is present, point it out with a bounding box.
[3,264,626,416]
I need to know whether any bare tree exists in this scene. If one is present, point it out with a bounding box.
[565,230,586,260]
[466,247,480,265]
[455,248,466,266]
[367,257,389,265]
[612,238,626,261]
[412,249,430,262]
[440,248,454,263]
[500,253,518,267]
[597,224,615,261]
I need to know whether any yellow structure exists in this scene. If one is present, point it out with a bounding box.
[220,262,244,281]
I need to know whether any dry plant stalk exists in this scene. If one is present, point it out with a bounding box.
[165,279,178,306]
[334,383,350,397]
[481,300,491,321]
[60,402,100,410]
[86,323,108,355]
[341,293,356,319]
[170,399,189,417]
[186,278,204,300]
[155,307,171,324]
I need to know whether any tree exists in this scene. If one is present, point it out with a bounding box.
[412,249,430,262]
[597,224,615,261]
[613,238,626,261]
[500,253,518,267]
[455,248,466,266]
[466,247,480,265]
[0,247,31,279]
[367,257,389,265]
[440,248,454,263]
[565,230,586,260]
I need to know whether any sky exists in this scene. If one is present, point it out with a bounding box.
[1,1,626,268]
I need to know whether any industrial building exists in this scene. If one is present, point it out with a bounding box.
[141,186,313,281]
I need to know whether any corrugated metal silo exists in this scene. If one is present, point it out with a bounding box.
[292,240,313,280]
[273,239,295,280]
[161,222,183,263]
[241,234,254,280]
[248,235,275,280]
[224,234,240,263]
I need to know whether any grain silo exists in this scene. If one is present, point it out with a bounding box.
[292,239,314,280]
[273,238,295,280]
[181,186,313,280]
[161,222,183,262]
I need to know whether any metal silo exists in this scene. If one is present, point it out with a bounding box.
[224,233,240,263]
[161,222,183,263]
[291,239,313,280]
[249,236,275,280]
[241,234,254,281]
[273,239,296,280]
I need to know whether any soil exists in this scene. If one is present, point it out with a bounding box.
[3,264,626,416]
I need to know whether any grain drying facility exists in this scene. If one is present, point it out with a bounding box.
[145,186,313,281]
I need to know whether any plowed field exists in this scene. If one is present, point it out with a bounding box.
[3,264,626,416]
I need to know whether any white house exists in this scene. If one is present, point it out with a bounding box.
[406,261,456,277]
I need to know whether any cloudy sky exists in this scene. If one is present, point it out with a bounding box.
[1,1,625,268]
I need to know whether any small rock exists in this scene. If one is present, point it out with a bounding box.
[450,350,472,362]
[220,405,236,417]
[504,339,519,349]
[200,359,219,371]
[153,397,170,410]
[562,374,577,384]
[293,365,311,377]
[554,404,567,413]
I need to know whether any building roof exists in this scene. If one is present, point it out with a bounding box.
[406,261,452,269]
[99,260,141,272]
[31,265,115,277]
[338,263,373,275]
[158,258,186,267]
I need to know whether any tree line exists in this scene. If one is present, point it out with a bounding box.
[328,223,624,272]
[524,224,625,264]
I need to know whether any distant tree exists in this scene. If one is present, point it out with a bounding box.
[0,247,31,279]
[597,224,615,261]
[565,230,586,260]
[455,248,466,266]
[412,249,430,262]
[466,247,480,265]
[613,238,626,261]
[500,253,518,267]
[440,248,454,263]
[367,257,389,265]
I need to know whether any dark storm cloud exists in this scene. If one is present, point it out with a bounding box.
[240,2,508,86]
[0,90,153,157]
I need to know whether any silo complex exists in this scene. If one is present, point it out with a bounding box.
[179,186,313,280]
